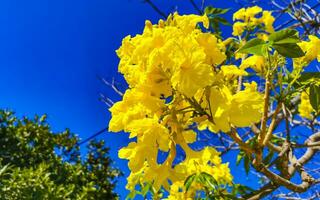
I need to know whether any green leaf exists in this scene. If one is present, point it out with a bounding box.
[199,172,218,189]
[232,184,255,196]
[205,6,229,15]
[184,173,196,191]
[298,72,320,83]
[0,164,11,176]
[141,183,152,197]
[237,38,268,56]
[291,72,320,92]
[263,150,274,165]
[272,43,305,58]
[214,16,231,25]
[309,84,320,112]
[244,156,250,175]
[236,151,245,166]
[126,191,137,200]
[269,29,300,45]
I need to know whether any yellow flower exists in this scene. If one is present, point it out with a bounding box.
[170,47,215,97]
[221,65,248,79]
[198,86,232,133]
[245,6,263,20]
[118,142,156,172]
[196,33,227,65]
[257,33,269,41]
[232,7,274,36]
[125,165,145,191]
[299,91,314,119]
[167,181,186,200]
[212,163,233,184]
[198,82,263,131]
[229,82,263,127]
[294,35,320,68]
[174,147,232,185]
[240,55,266,73]
[260,11,275,33]
[108,88,165,132]
[171,13,209,33]
[182,130,197,143]
[233,6,262,23]
[232,21,246,36]
[233,8,246,21]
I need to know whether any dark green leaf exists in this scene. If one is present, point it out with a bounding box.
[236,151,245,166]
[263,150,274,165]
[272,43,305,58]
[244,156,250,175]
[298,72,320,83]
[200,172,218,189]
[237,38,268,56]
[232,184,255,196]
[205,6,229,15]
[269,29,300,45]
[309,84,320,112]
[213,16,231,26]
[184,173,196,191]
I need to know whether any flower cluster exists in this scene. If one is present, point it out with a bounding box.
[294,35,320,68]
[232,6,275,36]
[109,12,265,197]
[294,36,320,119]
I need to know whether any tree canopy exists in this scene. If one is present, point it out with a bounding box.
[0,109,121,200]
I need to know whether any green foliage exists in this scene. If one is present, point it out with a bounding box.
[272,43,305,58]
[263,150,275,165]
[237,38,268,56]
[0,110,121,200]
[238,29,305,58]
[268,29,300,45]
[184,173,197,191]
[289,72,320,115]
[204,6,230,37]
[183,172,238,199]
[310,84,320,112]
[297,72,320,83]
[231,184,254,197]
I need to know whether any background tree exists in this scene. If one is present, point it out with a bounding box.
[0,109,121,200]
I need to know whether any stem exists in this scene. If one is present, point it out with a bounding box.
[258,52,272,147]
[262,104,282,146]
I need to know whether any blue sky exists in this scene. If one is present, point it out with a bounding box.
[1,0,318,198]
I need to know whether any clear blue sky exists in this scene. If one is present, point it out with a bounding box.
[1,0,316,198]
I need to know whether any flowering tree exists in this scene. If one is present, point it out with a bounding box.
[107,2,320,199]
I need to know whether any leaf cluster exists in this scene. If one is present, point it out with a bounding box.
[0,110,121,200]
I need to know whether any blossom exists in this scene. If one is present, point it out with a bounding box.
[221,65,248,79]
[294,35,320,68]
[299,91,314,119]
[232,22,246,36]
[260,11,275,33]
[198,82,263,132]
[232,6,274,36]
[229,82,263,127]
[240,55,266,73]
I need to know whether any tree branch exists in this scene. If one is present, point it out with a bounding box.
[144,0,167,18]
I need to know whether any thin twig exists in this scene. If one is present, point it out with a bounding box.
[144,0,167,18]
